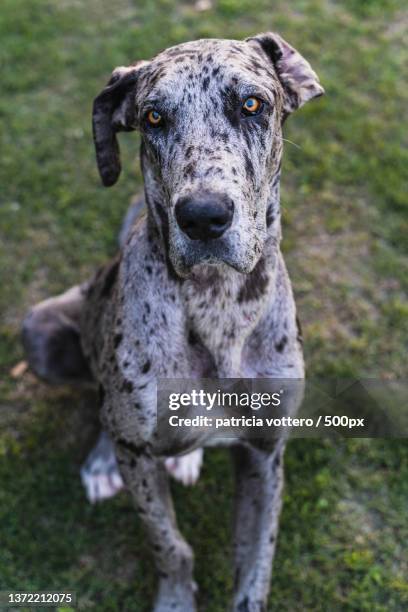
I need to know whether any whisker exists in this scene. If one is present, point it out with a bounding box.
[273,131,302,150]
[281,137,302,150]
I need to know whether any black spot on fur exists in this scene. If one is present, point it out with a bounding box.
[116,437,144,456]
[296,315,303,344]
[113,333,123,348]
[238,599,266,612]
[100,257,120,298]
[274,452,282,468]
[183,161,196,178]
[166,48,190,57]
[202,76,210,91]
[122,379,134,393]
[188,330,199,345]
[236,597,250,612]
[222,85,241,129]
[275,335,288,353]
[237,257,269,303]
[243,151,254,180]
[141,360,151,374]
[98,384,105,405]
[266,203,275,227]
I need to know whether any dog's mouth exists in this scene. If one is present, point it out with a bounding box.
[169,229,260,277]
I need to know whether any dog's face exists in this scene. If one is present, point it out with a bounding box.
[93,34,323,276]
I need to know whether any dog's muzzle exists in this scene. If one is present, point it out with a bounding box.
[175,192,234,241]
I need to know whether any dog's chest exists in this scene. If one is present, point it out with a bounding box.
[182,267,271,376]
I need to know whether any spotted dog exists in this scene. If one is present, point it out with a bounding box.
[23,33,323,612]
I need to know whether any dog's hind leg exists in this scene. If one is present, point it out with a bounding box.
[231,442,285,612]
[22,284,127,503]
[22,284,92,384]
[22,270,203,503]
[22,193,145,384]
[116,444,197,612]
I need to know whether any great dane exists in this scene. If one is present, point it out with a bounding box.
[23,33,324,611]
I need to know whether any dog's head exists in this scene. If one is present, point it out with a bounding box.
[93,34,323,276]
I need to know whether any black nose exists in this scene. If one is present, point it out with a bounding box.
[175,193,234,241]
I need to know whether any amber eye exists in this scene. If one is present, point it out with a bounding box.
[146,109,163,127]
[242,97,263,116]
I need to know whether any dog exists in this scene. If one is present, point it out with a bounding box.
[23,33,324,611]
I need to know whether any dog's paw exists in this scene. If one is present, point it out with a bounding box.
[80,431,124,503]
[165,449,203,486]
[81,466,124,503]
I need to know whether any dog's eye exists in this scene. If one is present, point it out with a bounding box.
[146,110,163,127]
[242,97,263,116]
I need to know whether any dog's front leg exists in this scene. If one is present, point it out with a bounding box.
[231,441,285,612]
[116,444,196,612]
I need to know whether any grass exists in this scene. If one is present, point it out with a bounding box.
[0,0,407,610]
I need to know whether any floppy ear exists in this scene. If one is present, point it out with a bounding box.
[92,62,147,187]
[246,32,324,114]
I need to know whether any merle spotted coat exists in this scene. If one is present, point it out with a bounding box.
[23,33,324,612]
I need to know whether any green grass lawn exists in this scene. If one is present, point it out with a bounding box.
[0,0,407,610]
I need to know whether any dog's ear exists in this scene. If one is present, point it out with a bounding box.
[246,32,324,114]
[92,62,147,187]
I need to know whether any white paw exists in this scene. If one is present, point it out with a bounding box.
[165,448,203,486]
[80,461,124,503]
